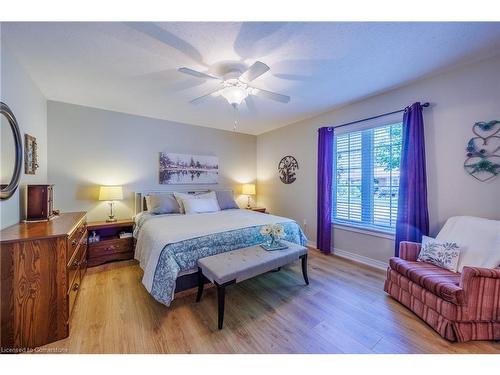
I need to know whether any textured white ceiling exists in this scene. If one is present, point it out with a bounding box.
[2,22,499,135]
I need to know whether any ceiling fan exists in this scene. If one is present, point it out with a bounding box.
[178,61,291,107]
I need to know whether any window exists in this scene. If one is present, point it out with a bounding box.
[333,122,402,233]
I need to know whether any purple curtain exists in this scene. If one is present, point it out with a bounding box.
[317,127,334,254]
[395,102,429,256]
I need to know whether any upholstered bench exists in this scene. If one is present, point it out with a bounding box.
[196,240,309,329]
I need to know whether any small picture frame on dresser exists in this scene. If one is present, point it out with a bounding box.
[86,219,135,267]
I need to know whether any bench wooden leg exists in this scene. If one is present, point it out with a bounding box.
[217,283,225,329]
[215,280,235,330]
[196,267,204,302]
[301,254,309,285]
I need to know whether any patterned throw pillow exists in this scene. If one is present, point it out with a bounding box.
[417,235,461,272]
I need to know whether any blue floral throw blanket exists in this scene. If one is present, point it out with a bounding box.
[134,210,307,306]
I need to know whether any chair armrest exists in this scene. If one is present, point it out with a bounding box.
[460,266,500,321]
[399,241,421,261]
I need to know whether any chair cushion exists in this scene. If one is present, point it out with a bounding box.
[389,257,465,305]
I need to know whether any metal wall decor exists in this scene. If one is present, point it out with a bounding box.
[24,133,39,175]
[278,155,299,184]
[464,120,500,182]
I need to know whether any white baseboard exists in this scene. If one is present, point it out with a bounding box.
[332,248,388,271]
[306,241,387,271]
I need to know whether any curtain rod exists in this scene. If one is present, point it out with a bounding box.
[329,102,430,130]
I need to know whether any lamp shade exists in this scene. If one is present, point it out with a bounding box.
[99,186,123,201]
[241,183,256,195]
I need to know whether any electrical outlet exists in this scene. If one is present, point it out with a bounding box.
[303,219,307,226]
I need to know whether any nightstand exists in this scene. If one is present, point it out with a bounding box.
[87,219,134,267]
[248,207,267,213]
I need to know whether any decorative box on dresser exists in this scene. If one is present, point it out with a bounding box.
[25,184,55,221]
[87,219,134,267]
[0,212,87,351]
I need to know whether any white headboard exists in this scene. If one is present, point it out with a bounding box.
[134,188,231,214]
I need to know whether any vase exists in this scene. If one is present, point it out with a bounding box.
[267,234,279,248]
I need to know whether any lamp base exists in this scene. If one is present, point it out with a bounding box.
[106,201,117,222]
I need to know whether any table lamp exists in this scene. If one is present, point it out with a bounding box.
[241,183,256,209]
[99,185,123,222]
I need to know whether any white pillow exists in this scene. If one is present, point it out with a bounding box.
[183,197,220,214]
[417,236,461,272]
[173,191,217,213]
[436,216,500,272]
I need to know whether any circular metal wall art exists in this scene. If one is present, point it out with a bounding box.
[464,120,500,182]
[278,155,299,184]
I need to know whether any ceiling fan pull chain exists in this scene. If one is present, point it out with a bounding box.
[232,103,239,131]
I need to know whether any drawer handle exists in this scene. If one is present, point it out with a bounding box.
[72,283,80,291]
[72,260,80,268]
[72,239,78,247]
[105,246,117,251]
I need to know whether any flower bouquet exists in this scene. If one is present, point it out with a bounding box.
[259,223,288,251]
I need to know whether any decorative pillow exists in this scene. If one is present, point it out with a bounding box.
[417,235,461,272]
[183,197,221,214]
[173,191,217,213]
[215,190,239,210]
[145,193,180,214]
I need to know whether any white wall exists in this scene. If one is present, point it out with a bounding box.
[257,55,500,264]
[47,101,257,222]
[0,40,48,229]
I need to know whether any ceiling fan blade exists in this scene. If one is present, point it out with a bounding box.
[178,67,220,80]
[251,87,290,103]
[190,88,222,104]
[239,61,270,83]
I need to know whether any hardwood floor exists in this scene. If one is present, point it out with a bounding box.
[41,250,500,354]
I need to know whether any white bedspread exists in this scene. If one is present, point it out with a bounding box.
[134,209,296,291]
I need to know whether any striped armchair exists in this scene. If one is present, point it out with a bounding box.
[384,241,500,342]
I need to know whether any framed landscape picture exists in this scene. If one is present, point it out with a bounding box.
[159,152,219,184]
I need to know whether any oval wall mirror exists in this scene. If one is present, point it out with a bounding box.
[1,102,23,200]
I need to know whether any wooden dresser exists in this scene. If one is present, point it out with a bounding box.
[0,212,87,350]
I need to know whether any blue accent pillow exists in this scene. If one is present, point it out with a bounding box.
[215,190,239,210]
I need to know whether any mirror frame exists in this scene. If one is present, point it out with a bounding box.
[1,102,23,200]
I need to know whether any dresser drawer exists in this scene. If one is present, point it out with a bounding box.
[80,244,88,279]
[68,217,87,259]
[68,272,81,321]
[88,238,132,258]
[67,237,86,290]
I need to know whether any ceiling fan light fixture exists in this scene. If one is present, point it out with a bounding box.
[221,86,248,106]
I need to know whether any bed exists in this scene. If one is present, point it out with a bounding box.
[133,190,308,306]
